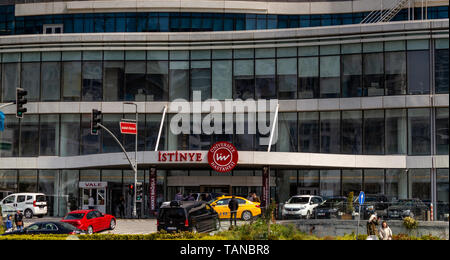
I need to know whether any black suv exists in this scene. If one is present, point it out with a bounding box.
[387,199,429,220]
[157,201,220,233]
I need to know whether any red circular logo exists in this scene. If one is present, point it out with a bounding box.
[208,142,238,173]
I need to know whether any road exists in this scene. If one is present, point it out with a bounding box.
[22,217,248,235]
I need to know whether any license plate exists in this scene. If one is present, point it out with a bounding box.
[318,213,325,216]
[166,227,177,231]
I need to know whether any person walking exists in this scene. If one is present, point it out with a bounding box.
[14,210,24,232]
[366,211,379,238]
[174,191,183,201]
[228,196,239,228]
[252,193,261,203]
[247,192,254,202]
[378,221,393,240]
[5,215,13,233]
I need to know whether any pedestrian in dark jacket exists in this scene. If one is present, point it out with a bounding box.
[228,196,239,227]
[14,210,24,231]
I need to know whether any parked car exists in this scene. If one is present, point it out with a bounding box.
[1,221,85,236]
[210,196,261,221]
[353,194,390,219]
[157,201,220,233]
[282,195,323,219]
[314,196,346,219]
[386,199,429,220]
[60,209,116,234]
[0,193,47,218]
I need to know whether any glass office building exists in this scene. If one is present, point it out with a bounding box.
[0,0,448,220]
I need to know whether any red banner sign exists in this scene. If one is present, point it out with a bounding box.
[149,168,157,216]
[120,122,137,134]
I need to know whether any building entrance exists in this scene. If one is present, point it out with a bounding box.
[200,185,231,195]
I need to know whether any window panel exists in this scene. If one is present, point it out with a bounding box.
[436,108,449,155]
[255,59,276,99]
[147,61,169,101]
[233,60,254,99]
[407,50,430,94]
[190,61,211,101]
[364,169,384,195]
[342,110,362,154]
[21,62,41,101]
[320,56,340,98]
[435,49,449,94]
[342,54,362,97]
[277,113,297,152]
[385,109,407,154]
[320,170,341,197]
[320,111,340,153]
[385,52,406,95]
[363,110,384,155]
[169,61,189,101]
[0,115,19,157]
[39,114,59,156]
[212,60,232,100]
[409,169,431,202]
[299,112,319,153]
[436,169,449,221]
[62,61,81,101]
[125,61,146,101]
[18,170,37,193]
[342,169,362,197]
[20,114,39,157]
[81,114,100,155]
[103,61,124,101]
[60,114,80,157]
[298,57,319,99]
[363,53,384,96]
[408,108,431,155]
[41,62,61,101]
[277,58,297,99]
[1,63,20,102]
[82,61,102,101]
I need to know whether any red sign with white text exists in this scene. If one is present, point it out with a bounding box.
[208,142,238,173]
[120,122,137,134]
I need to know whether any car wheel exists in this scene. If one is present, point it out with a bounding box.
[109,219,116,230]
[241,211,252,221]
[215,217,221,231]
[24,209,33,219]
[87,226,94,235]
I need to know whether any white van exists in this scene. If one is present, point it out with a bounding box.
[0,193,47,218]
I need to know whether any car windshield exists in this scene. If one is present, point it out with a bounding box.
[36,195,46,202]
[64,213,85,220]
[288,197,309,204]
[160,208,186,221]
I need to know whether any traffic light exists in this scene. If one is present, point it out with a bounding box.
[128,184,134,195]
[16,88,27,119]
[91,109,102,135]
[136,183,143,202]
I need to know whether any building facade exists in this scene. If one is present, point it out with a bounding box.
[0,0,448,220]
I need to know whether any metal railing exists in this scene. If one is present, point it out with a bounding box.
[361,0,411,24]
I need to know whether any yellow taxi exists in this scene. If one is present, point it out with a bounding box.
[210,196,261,221]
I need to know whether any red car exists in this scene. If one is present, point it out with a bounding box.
[61,210,116,234]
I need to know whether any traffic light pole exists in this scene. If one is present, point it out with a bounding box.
[0,102,15,110]
[124,102,138,219]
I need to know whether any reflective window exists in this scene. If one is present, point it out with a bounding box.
[386,169,408,200]
[233,60,254,99]
[101,114,122,153]
[146,114,166,151]
[62,61,81,101]
[409,169,430,202]
[40,114,60,156]
[319,56,340,98]
[103,61,124,101]
[320,170,341,197]
[385,52,406,95]
[436,108,449,155]
[435,47,449,94]
[21,62,40,101]
[18,170,37,192]
[363,110,384,155]
[38,170,57,216]
[342,169,362,197]
[363,169,384,195]
[320,111,340,153]
[1,63,20,102]
[125,61,147,101]
[342,110,362,154]
[82,61,103,101]
[277,113,297,152]
[408,108,431,155]
[277,58,297,99]
[0,115,19,157]
[363,52,384,96]
[436,169,449,221]
[169,61,189,101]
[341,54,362,97]
[20,114,39,157]
[0,170,17,193]
[299,112,319,153]
[60,114,80,157]
[147,61,169,101]
[191,61,211,101]
[298,57,319,99]
[41,62,61,101]
[385,109,407,154]
[255,59,276,99]
[407,50,430,94]
[212,60,232,100]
